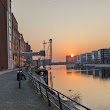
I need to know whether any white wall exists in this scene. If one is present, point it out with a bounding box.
[7,0,14,69]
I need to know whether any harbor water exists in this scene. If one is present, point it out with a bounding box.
[47,65,110,110]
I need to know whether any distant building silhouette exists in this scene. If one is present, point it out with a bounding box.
[66,48,110,65]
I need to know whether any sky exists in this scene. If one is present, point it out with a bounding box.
[11,0,110,62]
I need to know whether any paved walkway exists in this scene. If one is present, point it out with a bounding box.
[0,69,57,110]
[0,69,18,75]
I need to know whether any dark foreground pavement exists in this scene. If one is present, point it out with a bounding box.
[0,70,57,110]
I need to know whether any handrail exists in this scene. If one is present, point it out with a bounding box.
[28,72,91,110]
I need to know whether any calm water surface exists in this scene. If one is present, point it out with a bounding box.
[47,65,110,110]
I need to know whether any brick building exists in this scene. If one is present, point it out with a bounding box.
[7,0,13,69]
[0,0,13,70]
[12,14,26,68]
[0,0,27,69]
[20,34,26,67]
[12,13,19,68]
[0,0,8,70]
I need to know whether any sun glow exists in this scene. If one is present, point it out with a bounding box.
[71,54,74,57]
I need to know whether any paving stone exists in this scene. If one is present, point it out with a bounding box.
[0,70,57,110]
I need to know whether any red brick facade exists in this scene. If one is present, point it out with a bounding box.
[12,14,26,68]
[0,0,27,69]
[12,13,19,68]
[0,0,8,70]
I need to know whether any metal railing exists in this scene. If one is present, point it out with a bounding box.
[28,73,90,110]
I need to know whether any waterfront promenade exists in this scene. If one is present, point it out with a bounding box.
[0,69,57,110]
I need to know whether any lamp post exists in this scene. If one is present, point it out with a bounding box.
[18,34,21,88]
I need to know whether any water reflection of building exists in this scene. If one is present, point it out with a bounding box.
[99,68,110,78]
[92,69,99,77]
[73,67,110,79]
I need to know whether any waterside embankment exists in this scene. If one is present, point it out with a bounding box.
[0,69,56,110]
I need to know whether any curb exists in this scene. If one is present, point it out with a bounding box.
[0,68,18,75]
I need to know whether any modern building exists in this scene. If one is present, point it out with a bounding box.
[98,49,110,64]
[66,55,73,65]
[72,55,77,63]
[86,53,92,64]
[92,51,98,64]
[76,55,81,64]
[80,54,86,64]
[66,48,110,66]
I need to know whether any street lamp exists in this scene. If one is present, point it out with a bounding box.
[18,34,21,88]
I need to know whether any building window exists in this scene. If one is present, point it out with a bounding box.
[9,34,12,41]
[9,27,11,34]
[8,6,11,12]
[9,41,12,49]
[9,50,12,57]
[9,21,11,27]
[8,13,11,19]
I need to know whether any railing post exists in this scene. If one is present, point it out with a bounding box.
[30,75,32,82]
[33,78,36,88]
[28,73,90,110]
[45,86,51,106]
[58,92,63,110]
[39,82,43,97]
[28,73,30,80]
[35,81,38,93]
[32,77,34,85]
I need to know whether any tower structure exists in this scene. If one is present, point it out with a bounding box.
[49,39,52,68]
[43,40,47,68]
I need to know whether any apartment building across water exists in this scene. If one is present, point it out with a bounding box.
[66,48,110,65]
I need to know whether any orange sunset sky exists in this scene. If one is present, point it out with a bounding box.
[12,0,110,62]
